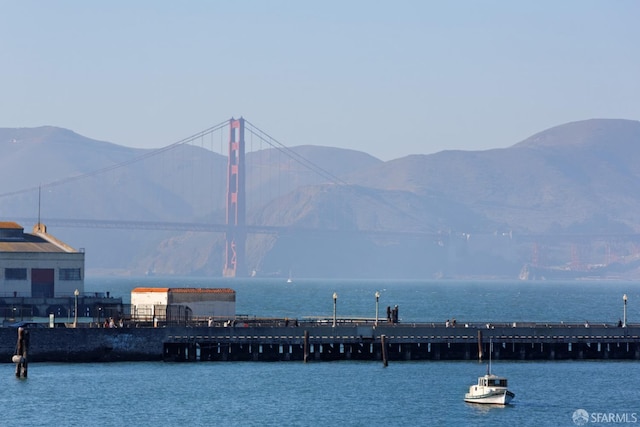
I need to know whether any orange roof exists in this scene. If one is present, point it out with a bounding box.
[0,221,23,229]
[132,287,235,294]
[170,288,235,294]
[132,287,170,293]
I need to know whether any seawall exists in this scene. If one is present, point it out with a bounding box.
[2,323,639,363]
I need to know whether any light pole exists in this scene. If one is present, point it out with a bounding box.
[623,294,628,328]
[332,292,338,327]
[73,289,79,328]
[375,291,380,326]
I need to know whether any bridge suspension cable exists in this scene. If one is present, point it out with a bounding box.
[245,119,349,186]
[2,116,428,234]
[243,119,432,232]
[0,120,229,199]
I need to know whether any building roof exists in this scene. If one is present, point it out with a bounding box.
[0,231,69,253]
[0,221,23,229]
[132,287,235,294]
[0,222,77,253]
[132,287,170,293]
[0,241,70,253]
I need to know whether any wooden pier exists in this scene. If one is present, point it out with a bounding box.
[163,322,640,362]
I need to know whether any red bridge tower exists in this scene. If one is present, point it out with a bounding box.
[223,117,246,277]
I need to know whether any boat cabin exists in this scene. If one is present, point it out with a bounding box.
[479,375,508,387]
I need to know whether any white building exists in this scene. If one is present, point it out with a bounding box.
[0,222,84,298]
[131,287,236,321]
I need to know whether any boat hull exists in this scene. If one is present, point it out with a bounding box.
[464,389,515,405]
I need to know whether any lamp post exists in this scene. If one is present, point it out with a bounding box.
[623,294,628,328]
[73,289,79,328]
[375,291,380,326]
[332,292,338,327]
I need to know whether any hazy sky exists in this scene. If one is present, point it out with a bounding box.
[2,1,639,160]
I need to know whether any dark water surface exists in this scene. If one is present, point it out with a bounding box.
[2,360,638,426]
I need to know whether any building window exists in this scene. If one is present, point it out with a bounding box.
[5,268,27,280]
[59,268,82,281]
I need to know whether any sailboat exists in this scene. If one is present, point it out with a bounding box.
[286,270,293,283]
[464,340,515,405]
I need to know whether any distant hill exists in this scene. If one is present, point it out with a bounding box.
[350,119,640,234]
[1,119,640,280]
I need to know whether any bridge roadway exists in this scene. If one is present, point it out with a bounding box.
[163,321,640,362]
[13,217,445,238]
[15,217,640,244]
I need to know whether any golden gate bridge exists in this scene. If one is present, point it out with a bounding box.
[5,117,438,278]
[5,118,639,278]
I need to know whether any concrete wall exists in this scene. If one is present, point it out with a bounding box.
[0,252,84,297]
[176,301,235,318]
[132,290,236,319]
[0,327,169,362]
[131,291,169,307]
[168,290,235,318]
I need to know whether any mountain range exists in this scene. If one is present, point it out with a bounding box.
[1,118,640,280]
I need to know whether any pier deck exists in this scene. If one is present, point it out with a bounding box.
[2,322,638,363]
[163,322,640,362]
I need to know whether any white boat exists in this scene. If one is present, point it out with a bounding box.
[286,270,293,283]
[464,340,515,405]
[464,372,515,405]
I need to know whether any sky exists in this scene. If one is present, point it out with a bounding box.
[1,0,639,161]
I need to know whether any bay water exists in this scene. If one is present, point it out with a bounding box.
[2,277,639,426]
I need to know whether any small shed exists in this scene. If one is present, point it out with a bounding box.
[131,287,236,321]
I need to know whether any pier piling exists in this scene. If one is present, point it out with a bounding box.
[13,327,29,378]
[381,334,388,367]
[303,330,310,363]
